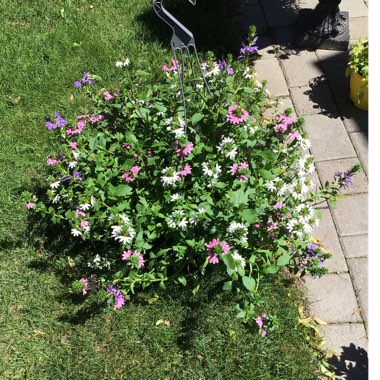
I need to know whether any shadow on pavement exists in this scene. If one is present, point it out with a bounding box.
[328,343,368,380]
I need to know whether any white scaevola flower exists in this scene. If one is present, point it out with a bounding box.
[50,181,60,189]
[232,251,246,269]
[115,58,130,67]
[71,228,82,237]
[68,161,77,169]
[161,167,181,186]
[79,203,91,211]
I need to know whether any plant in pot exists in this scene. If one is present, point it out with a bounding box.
[346,38,368,111]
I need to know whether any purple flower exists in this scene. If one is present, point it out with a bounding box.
[45,111,67,130]
[217,59,227,71]
[227,67,234,75]
[73,171,82,181]
[74,72,94,88]
[334,171,353,188]
[107,285,126,310]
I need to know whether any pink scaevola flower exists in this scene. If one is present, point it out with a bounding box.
[226,105,249,125]
[103,91,113,101]
[69,142,78,149]
[180,164,192,177]
[274,202,285,209]
[75,209,86,217]
[130,165,140,177]
[256,316,263,328]
[207,254,219,264]
[267,221,278,231]
[80,278,89,295]
[288,131,299,141]
[26,202,36,209]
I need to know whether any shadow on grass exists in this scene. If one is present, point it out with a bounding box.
[328,343,368,380]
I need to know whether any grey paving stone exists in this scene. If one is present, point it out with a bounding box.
[312,208,348,273]
[340,0,369,17]
[261,0,298,27]
[350,132,368,175]
[262,96,294,120]
[254,58,289,97]
[315,157,368,196]
[321,59,350,104]
[320,323,368,378]
[315,50,349,63]
[297,0,318,9]
[336,101,368,133]
[303,273,362,323]
[280,50,323,87]
[303,114,356,162]
[349,17,368,41]
[290,83,338,116]
[340,234,368,259]
[347,257,368,326]
[330,194,368,236]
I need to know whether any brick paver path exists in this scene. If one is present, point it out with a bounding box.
[231,1,368,378]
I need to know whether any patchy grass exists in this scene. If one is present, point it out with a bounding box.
[0,1,323,379]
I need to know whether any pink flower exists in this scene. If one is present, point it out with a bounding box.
[123,144,131,150]
[254,223,261,228]
[90,114,104,124]
[274,202,285,209]
[288,131,299,141]
[103,90,113,101]
[261,329,267,337]
[122,250,133,260]
[220,242,230,255]
[267,221,278,231]
[230,163,239,175]
[239,175,248,182]
[207,254,219,264]
[147,150,153,157]
[75,209,86,217]
[69,142,78,149]
[239,162,249,170]
[77,120,87,128]
[175,142,193,158]
[180,164,192,177]
[80,278,89,295]
[26,202,36,209]
[256,316,263,328]
[206,239,220,250]
[130,165,140,177]
[80,220,89,229]
[122,172,135,183]
[47,157,60,165]
[226,105,249,125]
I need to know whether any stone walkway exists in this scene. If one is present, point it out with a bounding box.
[231,0,368,378]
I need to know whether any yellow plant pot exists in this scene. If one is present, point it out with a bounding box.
[349,71,368,111]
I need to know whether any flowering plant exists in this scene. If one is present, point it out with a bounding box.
[24,30,359,331]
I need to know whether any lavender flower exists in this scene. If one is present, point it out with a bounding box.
[45,111,67,130]
[74,72,94,88]
[334,171,354,188]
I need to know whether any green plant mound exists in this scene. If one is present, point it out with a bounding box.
[24,37,358,326]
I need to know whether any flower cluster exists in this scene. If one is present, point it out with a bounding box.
[24,27,359,320]
[45,111,67,130]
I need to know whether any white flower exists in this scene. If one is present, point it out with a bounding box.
[167,217,177,229]
[72,151,80,160]
[265,181,276,192]
[79,203,91,211]
[196,84,204,89]
[68,161,77,169]
[170,193,182,202]
[243,125,258,135]
[297,136,311,150]
[178,218,188,230]
[115,58,130,67]
[278,184,289,196]
[173,127,185,137]
[161,167,181,186]
[52,194,60,203]
[88,254,111,270]
[111,220,136,244]
[232,251,246,269]
[243,66,255,79]
[71,228,82,237]
[198,208,206,215]
[50,181,60,189]
[206,63,221,77]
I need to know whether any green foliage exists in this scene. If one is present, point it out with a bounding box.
[23,28,358,327]
[346,38,368,81]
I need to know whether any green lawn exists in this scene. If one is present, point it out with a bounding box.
[0,1,325,379]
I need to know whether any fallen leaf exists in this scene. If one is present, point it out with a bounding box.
[155,319,172,326]
[196,355,204,360]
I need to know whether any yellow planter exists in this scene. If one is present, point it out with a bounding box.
[349,71,368,111]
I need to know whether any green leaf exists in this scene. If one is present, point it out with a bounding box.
[263,265,280,274]
[276,252,292,267]
[191,113,204,123]
[178,277,187,286]
[229,188,248,207]
[242,276,256,292]
[240,209,258,224]
[254,150,277,162]
[109,184,133,197]
[223,281,233,291]
[259,169,274,180]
